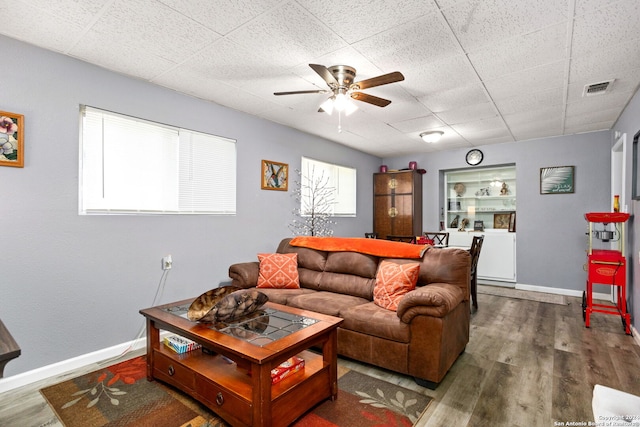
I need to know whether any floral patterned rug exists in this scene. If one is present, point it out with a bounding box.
[41,355,432,427]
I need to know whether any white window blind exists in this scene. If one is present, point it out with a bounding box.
[301,157,356,216]
[80,106,236,215]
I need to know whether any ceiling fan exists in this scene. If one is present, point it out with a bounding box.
[274,64,405,115]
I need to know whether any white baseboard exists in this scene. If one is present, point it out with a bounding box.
[0,331,169,395]
[515,283,611,301]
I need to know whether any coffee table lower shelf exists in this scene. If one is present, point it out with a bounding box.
[152,346,330,426]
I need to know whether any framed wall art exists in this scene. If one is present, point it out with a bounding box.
[540,165,574,194]
[493,213,510,229]
[0,110,24,168]
[509,212,516,232]
[261,159,288,191]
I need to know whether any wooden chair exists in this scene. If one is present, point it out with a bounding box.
[386,235,416,243]
[423,231,449,247]
[469,235,484,310]
[364,232,378,239]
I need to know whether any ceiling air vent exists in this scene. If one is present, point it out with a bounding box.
[583,79,615,97]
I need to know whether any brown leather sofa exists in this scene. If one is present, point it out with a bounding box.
[228,237,471,388]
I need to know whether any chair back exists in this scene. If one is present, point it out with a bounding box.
[424,231,449,247]
[365,232,378,239]
[469,235,485,274]
[386,235,417,243]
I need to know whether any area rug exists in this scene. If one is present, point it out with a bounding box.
[478,284,567,305]
[41,355,432,427]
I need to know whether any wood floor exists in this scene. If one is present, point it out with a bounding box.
[1,291,639,427]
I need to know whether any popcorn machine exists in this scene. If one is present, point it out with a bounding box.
[583,212,631,335]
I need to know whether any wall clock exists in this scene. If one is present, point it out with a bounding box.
[465,149,483,166]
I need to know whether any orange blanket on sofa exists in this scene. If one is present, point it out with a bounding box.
[289,236,428,259]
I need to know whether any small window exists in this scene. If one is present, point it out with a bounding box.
[300,157,356,216]
[79,106,236,215]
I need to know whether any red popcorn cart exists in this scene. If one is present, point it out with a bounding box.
[583,212,631,335]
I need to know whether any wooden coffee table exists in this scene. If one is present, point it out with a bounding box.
[140,300,343,427]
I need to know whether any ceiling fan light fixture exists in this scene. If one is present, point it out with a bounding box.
[320,97,335,115]
[420,130,444,143]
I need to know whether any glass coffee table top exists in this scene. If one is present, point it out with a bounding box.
[163,304,318,347]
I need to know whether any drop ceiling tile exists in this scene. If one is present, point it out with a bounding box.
[566,90,634,116]
[74,0,220,64]
[513,127,564,141]
[509,117,564,136]
[460,126,512,142]
[484,61,565,101]
[402,54,479,97]
[564,120,615,134]
[494,87,564,115]
[468,23,567,81]
[574,0,621,16]
[71,31,179,80]
[443,0,568,52]
[502,105,564,128]
[226,1,347,68]
[300,0,438,43]
[353,13,461,71]
[0,1,86,53]
[436,102,497,125]
[157,0,280,35]
[469,135,514,145]
[418,83,490,112]
[572,0,640,58]
[23,0,109,27]
[357,93,433,124]
[451,116,508,136]
[570,40,640,84]
[390,115,445,133]
[291,47,380,83]
[564,107,621,128]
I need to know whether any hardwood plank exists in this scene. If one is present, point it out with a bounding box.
[468,362,522,427]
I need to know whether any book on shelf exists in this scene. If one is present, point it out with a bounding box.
[246,356,305,384]
[163,334,201,354]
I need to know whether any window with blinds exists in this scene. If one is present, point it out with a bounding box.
[301,157,356,216]
[79,106,236,215]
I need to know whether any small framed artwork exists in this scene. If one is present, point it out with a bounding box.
[509,212,516,232]
[261,159,288,191]
[493,213,510,229]
[473,220,484,231]
[540,165,574,194]
[0,110,24,168]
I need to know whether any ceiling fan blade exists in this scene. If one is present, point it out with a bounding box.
[309,64,339,87]
[274,89,329,96]
[350,92,392,107]
[351,71,404,90]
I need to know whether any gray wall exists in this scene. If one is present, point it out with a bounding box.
[385,132,612,293]
[0,36,380,376]
[611,88,640,334]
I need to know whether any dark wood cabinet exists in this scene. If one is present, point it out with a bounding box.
[373,170,423,239]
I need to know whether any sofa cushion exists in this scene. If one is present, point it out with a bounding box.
[277,239,327,271]
[373,260,420,311]
[257,253,300,289]
[251,287,315,305]
[324,251,378,278]
[288,291,369,317]
[340,302,411,343]
[318,271,375,299]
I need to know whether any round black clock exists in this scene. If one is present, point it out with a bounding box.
[465,149,483,166]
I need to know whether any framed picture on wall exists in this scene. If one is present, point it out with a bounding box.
[261,159,288,191]
[0,110,24,168]
[509,212,516,232]
[540,165,574,194]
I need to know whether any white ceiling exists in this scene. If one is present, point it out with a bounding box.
[2,0,639,157]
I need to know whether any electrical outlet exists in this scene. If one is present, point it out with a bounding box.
[162,255,172,270]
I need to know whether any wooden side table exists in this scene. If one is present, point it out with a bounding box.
[0,319,21,378]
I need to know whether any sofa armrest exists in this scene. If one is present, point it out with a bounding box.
[228,262,260,288]
[396,283,465,322]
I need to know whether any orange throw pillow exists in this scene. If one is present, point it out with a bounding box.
[257,253,300,289]
[373,260,420,311]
